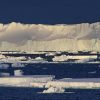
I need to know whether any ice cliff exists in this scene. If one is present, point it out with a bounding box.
[0,22,100,51]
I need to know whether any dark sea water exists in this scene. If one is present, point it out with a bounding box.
[0,87,100,100]
[23,63,100,79]
[0,63,100,100]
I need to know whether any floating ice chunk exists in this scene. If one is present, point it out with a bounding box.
[12,63,25,68]
[0,54,6,59]
[88,71,96,74]
[0,72,10,77]
[53,55,68,62]
[35,57,44,60]
[0,64,9,69]
[43,87,65,93]
[14,70,24,76]
[30,82,46,88]
[46,52,56,56]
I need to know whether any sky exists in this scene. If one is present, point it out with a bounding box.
[0,0,100,24]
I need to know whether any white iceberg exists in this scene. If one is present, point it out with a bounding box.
[0,22,100,51]
[43,87,65,93]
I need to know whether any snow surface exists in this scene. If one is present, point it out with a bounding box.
[45,78,100,89]
[0,22,100,51]
[53,55,97,62]
[0,75,55,87]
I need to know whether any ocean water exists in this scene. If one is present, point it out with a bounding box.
[0,63,100,100]
[23,63,100,78]
[0,87,100,100]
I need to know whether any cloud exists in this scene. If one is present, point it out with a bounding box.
[0,22,100,45]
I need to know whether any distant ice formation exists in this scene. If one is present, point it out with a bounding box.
[0,22,100,51]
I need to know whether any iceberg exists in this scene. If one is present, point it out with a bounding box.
[43,87,65,93]
[0,22,100,51]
